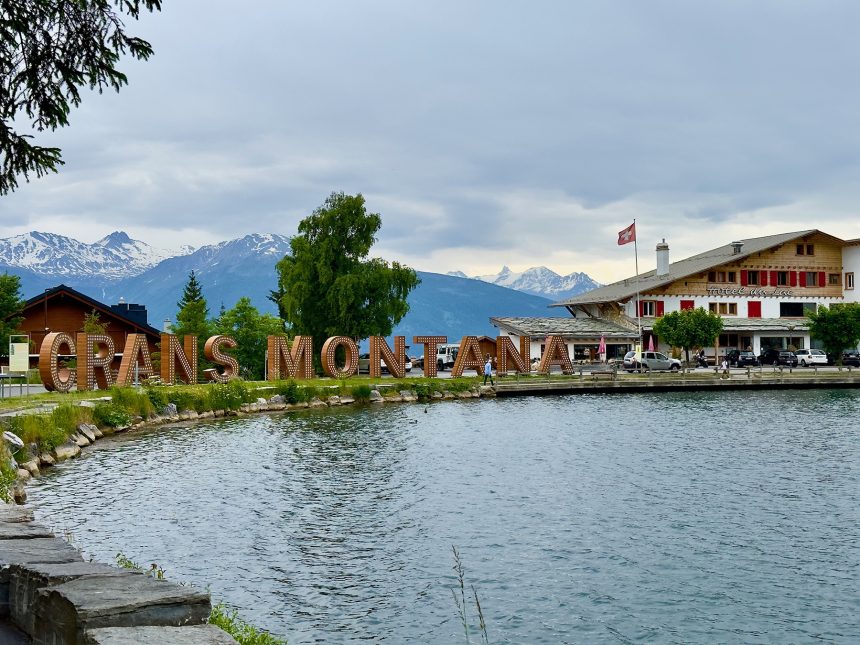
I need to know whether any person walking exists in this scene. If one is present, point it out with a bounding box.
[483,355,494,386]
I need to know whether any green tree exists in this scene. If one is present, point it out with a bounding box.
[214,297,283,380]
[82,309,108,335]
[275,192,420,359]
[652,307,724,364]
[806,303,860,365]
[1,0,162,194]
[0,274,25,356]
[172,270,211,375]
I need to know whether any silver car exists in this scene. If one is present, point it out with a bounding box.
[624,350,681,372]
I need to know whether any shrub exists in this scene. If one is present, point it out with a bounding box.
[350,383,372,402]
[0,444,18,503]
[92,403,132,428]
[144,386,169,410]
[208,380,251,411]
[51,404,91,435]
[8,414,69,453]
[109,387,155,418]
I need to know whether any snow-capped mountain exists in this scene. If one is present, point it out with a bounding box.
[0,231,192,279]
[448,265,601,301]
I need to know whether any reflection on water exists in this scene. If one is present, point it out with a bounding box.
[27,391,860,643]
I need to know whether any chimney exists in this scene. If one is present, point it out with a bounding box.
[731,241,744,255]
[163,318,172,333]
[656,239,670,276]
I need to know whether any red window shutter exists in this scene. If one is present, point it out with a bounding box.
[789,271,797,287]
[680,299,694,310]
[770,271,778,286]
[818,271,826,287]
[761,271,768,286]
[740,270,748,286]
[656,301,665,317]
[748,301,761,318]
[799,271,807,287]
[638,301,644,317]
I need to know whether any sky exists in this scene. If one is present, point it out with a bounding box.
[2,0,859,283]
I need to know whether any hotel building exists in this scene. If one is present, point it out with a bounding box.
[492,230,860,361]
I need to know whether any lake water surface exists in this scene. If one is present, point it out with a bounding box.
[26,390,860,643]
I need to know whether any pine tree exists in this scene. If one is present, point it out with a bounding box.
[172,271,211,378]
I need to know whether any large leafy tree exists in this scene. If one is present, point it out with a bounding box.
[0,274,25,356]
[806,303,860,364]
[214,297,284,380]
[652,307,724,364]
[1,0,161,194]
[275,192,420,357]
[172,270,211,375]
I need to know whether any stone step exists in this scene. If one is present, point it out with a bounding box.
[85,624,239,644]
[33,573,212,644]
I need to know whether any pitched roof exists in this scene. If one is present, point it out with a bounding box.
[551,229,846,308]
[491,316,639,339]
[23,284,161,337]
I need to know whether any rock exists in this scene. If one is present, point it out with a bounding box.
[399,390,417,402]
[327,396,341,406]
[256,397,267,405]
[0,537,82,616]
[86,624,239,644]
[16,469,30,482]
[9,561,134,637]
[339,396,355,405]
[32,573,211,644]
[77,425,97,443]
[11,485,26,505]
[268,403,286,411]
[478,385,497,397]
[178,410,198,421]
[369,390,384,403]
[53,442,81,462]
[431,391,443,399]
[268,394,286,404]
[78,400,97,408]
[162,403,178,417]
[21,460,40,476]
[0,520,52,540]
[442,391,455,400]
[0,506,33,523]
[74,434,91,448]
[89,425,104,439]
[386,393,403,402]
[456,391,472,399]
[308,398,327,409]
[198,411,214,419]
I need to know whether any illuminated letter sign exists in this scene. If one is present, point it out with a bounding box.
[39,332,77,393]
[76,333,115,391]
[321,336,359,378]
[116,334,154,385]
[267,336,313,380]
[369,336,406,379]
[537,335,574,375]
[204,335,239,383]
[451,336,485,377]
[160,334,197,385]
[413,336,447,378]
[496,335,530,375]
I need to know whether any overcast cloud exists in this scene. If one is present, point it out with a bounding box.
[2,0,859,282]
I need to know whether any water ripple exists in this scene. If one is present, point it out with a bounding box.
[26,391,860,643]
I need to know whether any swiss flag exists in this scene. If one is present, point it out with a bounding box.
[618,222,636,245]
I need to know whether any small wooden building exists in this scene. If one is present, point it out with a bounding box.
[16,284,161,368]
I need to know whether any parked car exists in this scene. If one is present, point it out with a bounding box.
[623,350,681,372]
[726,350,759,367]
[775,351,799,367]
[842,350,860,367]
[758,348,782,365]
[794,348,827,367]
[436,344,459,371]
[828,349,860,367]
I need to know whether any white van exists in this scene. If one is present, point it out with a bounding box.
[436,344,459,371]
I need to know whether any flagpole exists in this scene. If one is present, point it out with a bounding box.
[633,218,641,349]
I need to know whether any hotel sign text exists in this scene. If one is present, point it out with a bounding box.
[706,287,794,297]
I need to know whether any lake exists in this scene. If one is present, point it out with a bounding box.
[26,390,860,643]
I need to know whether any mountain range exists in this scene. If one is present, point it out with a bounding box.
[0,231,575,340]
[448,265,601,300]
